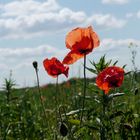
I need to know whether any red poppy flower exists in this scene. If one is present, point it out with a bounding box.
[63,26,100,65]
[43,57,69,78]
[96,66,124,94]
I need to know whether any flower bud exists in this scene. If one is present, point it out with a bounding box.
[59,122,68,137]
[32,61,38,69]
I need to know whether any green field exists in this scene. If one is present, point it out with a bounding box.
[0,70,140,140]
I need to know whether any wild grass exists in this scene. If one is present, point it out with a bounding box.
[0,44,139,139]
[0,71,140,139]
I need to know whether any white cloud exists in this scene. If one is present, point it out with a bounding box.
[92,38,140,73]
[0,38,139,87]
[0,64,8,70]
[0,0,139,88]
[1,0,60,17]
[0,45,66,60]
[1,38,138,72]
[126,13,134,18]
[97,38,140,52]
[125,10,140,19]
[0,44,68,87]
[87,14,126,28]
[102,0,129,4]
[0,0,126,39]
[137,10,140,18]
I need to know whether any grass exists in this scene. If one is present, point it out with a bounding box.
[0,72,140,139]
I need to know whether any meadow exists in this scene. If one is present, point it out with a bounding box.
[0,57,140,140]
[0,27,140,140]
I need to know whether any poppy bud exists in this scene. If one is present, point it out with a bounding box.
[134,88,138,95]
[59,122,68,137]
[32,61,38,69]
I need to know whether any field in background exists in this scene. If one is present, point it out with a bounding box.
[0,71,140,139]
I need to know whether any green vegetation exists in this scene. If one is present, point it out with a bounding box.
[0,46,140,139]
[0,71,140,139]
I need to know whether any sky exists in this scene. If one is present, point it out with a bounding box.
[0,0,140,88]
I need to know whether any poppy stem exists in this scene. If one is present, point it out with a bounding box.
[35,67,48,124]
[58,106,73,139]
[53,76,59,137]
[100,91,106,140]
[33,61,51,137]
[55,76,59,107]
[80,54,87,126]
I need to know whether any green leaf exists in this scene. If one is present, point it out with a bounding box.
[86,125,99,131]
[110,111,124,119]
[125,71,131,75]
[85,67,97,74]
[122,64,127,69]
[65,109,84,116]
[113,60,118,66]
[113,102,127,109]
[123,123,133,130]
[108,93,125,99]
[106,60,112,67]
[68,119,80,125]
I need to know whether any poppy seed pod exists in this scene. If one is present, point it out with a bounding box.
[32,61,38,69]
[59,122,68,137]
[134,88,138,95]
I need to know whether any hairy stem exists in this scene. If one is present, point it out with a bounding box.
[100,92,105,140]
[55,76,59,107]
[80,55,87,126]
[35,68,48,123]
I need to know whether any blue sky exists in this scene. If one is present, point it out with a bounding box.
[0,0,140,87]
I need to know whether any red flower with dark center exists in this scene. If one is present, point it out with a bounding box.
[62,26,100,65]
[43,57,69,78]
[96,66,124,94]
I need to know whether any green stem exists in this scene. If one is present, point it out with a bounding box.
[55,76,59,107]
[111,92,115,140]
[54,76,59,139]
[35,69,47,119]
[59,106,73,139]
[35,68,52,137]
[6,92,10,103]
[80,55,86,126]
[101,92,106,140]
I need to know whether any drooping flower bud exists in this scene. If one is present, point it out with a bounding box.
[32,61,38,70]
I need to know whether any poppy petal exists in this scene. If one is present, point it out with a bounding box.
[64,26,100,65]
[65,27,83,50]
[89,26,100,48]
[43,57,69,78]
[96,66,124,94]
[63,50,84,65]
[63,66,69,77]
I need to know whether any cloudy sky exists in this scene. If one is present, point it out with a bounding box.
[0,0,140,88]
